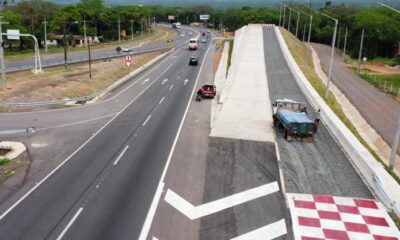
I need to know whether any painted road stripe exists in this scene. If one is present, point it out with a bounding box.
[231,219,287,240]
[56,207,84,240]
[142,115,152,126]
[0,50,182,222]
[184,79,189,86]
[164,181,279,220]
[113,145,129,166]
[159,97,165,105]
[162,79,168,85]
[169,84,174,90]
[138,28,205,240]
[142,78,150,85]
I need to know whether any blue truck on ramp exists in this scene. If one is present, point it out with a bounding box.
[272,99,316,142]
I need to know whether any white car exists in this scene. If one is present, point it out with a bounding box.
[122,47,134,52]
[201,39,207,43]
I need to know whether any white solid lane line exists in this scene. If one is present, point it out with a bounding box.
[113,145,129,166]
[159,97,165,105]
[230,219,287,240]
[56,207,84,240]
[138,34,214,240]
[142,115,152,127]
[169,84,174,90]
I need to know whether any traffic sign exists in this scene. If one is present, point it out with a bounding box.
[125,55,132,67]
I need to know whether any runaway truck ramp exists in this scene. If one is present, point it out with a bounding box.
[206,25,291,239]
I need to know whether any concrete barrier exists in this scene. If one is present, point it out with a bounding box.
[274,26,400,216]
[0,141,26,160]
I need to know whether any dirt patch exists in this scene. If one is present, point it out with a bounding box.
[0,50,167,104]
[0,149,10,156]
[0,151,29,185]
[353,62,400,74]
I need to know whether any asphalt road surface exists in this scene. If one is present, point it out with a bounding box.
[0,27,213,239]
[263,27,372,198]
[4,26,191,73]
[311,43,400,149]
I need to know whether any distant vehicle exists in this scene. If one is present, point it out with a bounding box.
[272,99,316,142]
[172,22,181,29]
[202,32,206,36]
[207,30,211,33]
[180,34,185,37]
[188,32,193,35]
[122,47,134,52]
[201,38,207,43]
[188,38,198,50]
[196,84,216,101]
[189,57,198,66]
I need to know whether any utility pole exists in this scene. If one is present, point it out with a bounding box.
[282,5,286,28]
[88,43,92,79]
[43,17,48,52]
[295,10,300,37]
[308,15,313,44]
[83,19,87,47]
[0,17,8,91]
[356,28,365,75]
[342,27,348,60]
[141,19,143,37]
[129,20,134,40]
[336,26,341,49]
[118,17,121,42]
[288,8,292,32]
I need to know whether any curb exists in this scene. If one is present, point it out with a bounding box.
[0,141,26,160]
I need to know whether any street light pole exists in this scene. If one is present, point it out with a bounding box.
[298,10,313,44]
[43,17,48,52]
[288,8,292,32]
[0,17,8,91]
[141,19,143,37]
[88,43,92,79]
[336,26,341,49]
[83,19,87,47]
[357,28,365,75]
[295,10,300,37]
[279,1,283,26]
[342,27,348,60]
[319,12,338,99]
[282,5,286,28]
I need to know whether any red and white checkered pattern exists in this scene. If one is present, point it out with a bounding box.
[287,193,400,240]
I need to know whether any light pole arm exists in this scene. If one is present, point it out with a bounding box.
[379,2,400,14]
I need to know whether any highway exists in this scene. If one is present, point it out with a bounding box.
[0,26,215,239]
[3,26,190,73]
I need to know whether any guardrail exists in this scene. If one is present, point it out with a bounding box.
[274,26,400,217]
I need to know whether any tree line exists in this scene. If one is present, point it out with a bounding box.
[152,4,400,60]
[1,1,399,60]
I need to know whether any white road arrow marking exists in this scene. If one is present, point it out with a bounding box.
[164,181,279,220]
[231,219,287,240]
[142,78,150,85]
[184,79,189,86]
[162,79,168,85]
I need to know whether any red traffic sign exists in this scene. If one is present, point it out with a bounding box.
[125,55,132,67]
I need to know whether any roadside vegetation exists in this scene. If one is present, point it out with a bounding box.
[280,27,400,187]
[0,49,167,105]
[226,40,233,76]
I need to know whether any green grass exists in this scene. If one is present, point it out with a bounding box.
[226,40,234,77]
[372,56,400,67]
[0,158,11,166]
[280,27,400,186]
[357,72,400,97]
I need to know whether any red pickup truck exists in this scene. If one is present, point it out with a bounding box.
[196,84,216,101]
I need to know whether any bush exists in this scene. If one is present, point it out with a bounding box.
[0,158,11,166]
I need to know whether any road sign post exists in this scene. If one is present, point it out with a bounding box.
[125,55,132,67]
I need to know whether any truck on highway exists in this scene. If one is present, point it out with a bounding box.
[188,38,198,50]
[272,99,316,142]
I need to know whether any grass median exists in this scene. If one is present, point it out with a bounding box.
[0,49,168,105]
[279,27,400,185]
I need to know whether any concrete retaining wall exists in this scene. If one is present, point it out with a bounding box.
[274,26,400,216]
